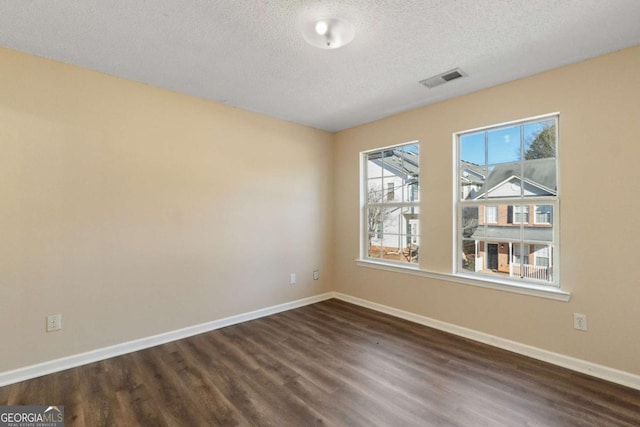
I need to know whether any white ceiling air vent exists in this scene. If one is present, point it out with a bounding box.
[419,68,467,89]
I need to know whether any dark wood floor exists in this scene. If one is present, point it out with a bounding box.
[2,299,639,426]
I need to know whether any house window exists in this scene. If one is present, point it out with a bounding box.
[485,206,498,224]
[513,205,529,224]
[362,142,419,264]
[387,182,395,201]
[457,114,558,286]
[534,245,551,267]
[535,205,552,224]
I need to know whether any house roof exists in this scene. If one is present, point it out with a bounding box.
[460,161,487,184]
[472,158,556,199]
[471,226,553,243]
[369,149,419,181]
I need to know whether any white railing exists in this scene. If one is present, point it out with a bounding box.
[510,263,550,281]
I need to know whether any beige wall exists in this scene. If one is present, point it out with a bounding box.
[2,43,639,378]
[334,45,640,375]
[0,47,334,371]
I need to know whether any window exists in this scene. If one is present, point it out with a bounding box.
[485,206,498,224]
[534,245,551,267]
[513,244,529,265]
[387,182,395,201]
[513,205,529,224]
[362,142,419,264]
[535,205,552,224]
[457,114,558,286]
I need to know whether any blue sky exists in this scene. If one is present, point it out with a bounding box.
[460,120,554,165]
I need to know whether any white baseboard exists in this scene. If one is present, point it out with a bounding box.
[333,292,640,391]
[0,292,334,387]
[3,291,639,391]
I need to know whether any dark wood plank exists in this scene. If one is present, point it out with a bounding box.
[1,299,639,426]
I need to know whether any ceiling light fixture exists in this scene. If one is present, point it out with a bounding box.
[301,18,354,49]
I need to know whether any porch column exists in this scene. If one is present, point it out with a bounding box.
[508,241,513,277]
[548,243,553,280]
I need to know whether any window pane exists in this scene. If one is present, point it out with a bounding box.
[373,207,419,263]
[367,179,384,203]
[402,207,420,244]
[401,207,420,264]
[524,120,556,160]
[513,205,529,224]
[382,150,396,177]
[404,178,419,202]
[513,243,530,265]
[380,234,401,261]
[377,207,401,260]
[524,216,553,243]
[468,203,521,237]
[399,143,420,166]
[366,152,383,178]
[399,144,420,202]
[460,132,485,165]
[534,205,553,224]
[460,161,487,200]
[461,206,479,238]
[383,177,400,202]
[488,125,520,164]
[485,206,498,223]
[534,245,551,267]
[461,239,479,273]
[484,162,521,198]
[381,207,400,235]
[523,159,556,197]
[367,207,384,258]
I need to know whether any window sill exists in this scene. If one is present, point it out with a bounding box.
[355,259,571,302]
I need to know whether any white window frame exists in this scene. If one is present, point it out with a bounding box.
[533,245,551,267]
[485,206,498,224]
[455,113,560,288]
[534,205,552,224]
[361,141,420,266]
[513,205,529,224]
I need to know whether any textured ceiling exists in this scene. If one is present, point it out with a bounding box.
[1,1,639,132]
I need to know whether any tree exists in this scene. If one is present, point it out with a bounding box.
[366,186,387,256]
[524,124,556,160]
[367,188,382,235]
[461,206,479,238]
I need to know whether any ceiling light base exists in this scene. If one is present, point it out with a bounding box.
[301,18,355,50]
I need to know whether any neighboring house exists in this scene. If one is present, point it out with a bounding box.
[366,148,419,261]
[459,160,487,200]
[463,159,555,281]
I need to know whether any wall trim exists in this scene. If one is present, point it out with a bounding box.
[3,291,638,391]
[0,292,334,387]
[333,292,640,391]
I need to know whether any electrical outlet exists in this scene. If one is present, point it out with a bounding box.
[573,313,587,331]
[290,273,296,285]
[47,314,62,332]
[313,270,319,280]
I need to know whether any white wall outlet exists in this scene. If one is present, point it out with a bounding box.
[573,313,588,331]
[313,270,319,280]
[289,273,296,285]
[47,314,62,332]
